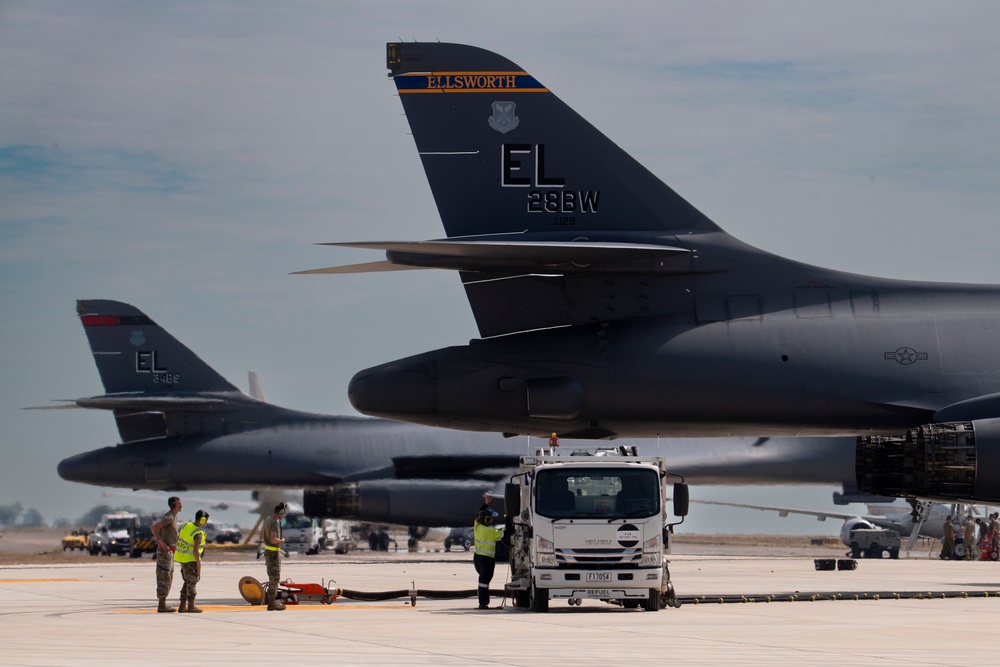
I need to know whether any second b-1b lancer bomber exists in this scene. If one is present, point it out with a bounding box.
[55,299,858,529]
[301,42,1000,506]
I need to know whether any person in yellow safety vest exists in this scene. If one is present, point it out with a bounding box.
[473,497,504,610]
[173,509,209,613]
[261,503,288,611]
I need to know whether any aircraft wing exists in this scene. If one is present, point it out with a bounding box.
[692,499,860,522]
[103,490,302,515]
[693,498,919,534]
[390,454,518,481]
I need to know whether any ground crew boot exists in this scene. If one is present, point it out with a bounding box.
[178,593,188,613]
[157,597,176,613]
[266,597,285,611]
[187,595,203,613]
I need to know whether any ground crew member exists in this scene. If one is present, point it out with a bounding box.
[262,503,287,611]
[473,499,504,609]
[174,509,209,613]
[963,515,976,560]
[990,513,999,554]
[940,515,955,560]
[150,496,181,612]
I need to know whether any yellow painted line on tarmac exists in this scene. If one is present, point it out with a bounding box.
[0,579,92,583]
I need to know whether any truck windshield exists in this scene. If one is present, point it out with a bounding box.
[282,514,313,529]
[106,518,132,531]
[535,468,659,519]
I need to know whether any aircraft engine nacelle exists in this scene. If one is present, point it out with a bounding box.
[839,517,876,546]
[856,418,1000,504]
[303,480,503,527]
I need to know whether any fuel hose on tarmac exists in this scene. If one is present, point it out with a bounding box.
[337,588,503,601]
[679,590,1000,604]
[298,588,1000,604]
[239,577,1000,606]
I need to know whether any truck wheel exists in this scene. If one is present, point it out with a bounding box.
[888,548,899,560]
[530,584,548,613]
[643,589,660,612]
[514,589,530,608]
[850,542,861,559]
[868,543,882,559]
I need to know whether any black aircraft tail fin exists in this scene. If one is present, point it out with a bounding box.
[387,42,721,239]
[75,299,243,443]
[76,299,239,396]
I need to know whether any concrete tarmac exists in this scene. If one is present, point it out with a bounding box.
[2,550,999,666]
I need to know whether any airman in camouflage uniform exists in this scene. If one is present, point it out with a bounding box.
[174,509,208,613]
[963,515,977,561]
[261,503,287,611]
[150,496,181,612]
[940,515,955,560]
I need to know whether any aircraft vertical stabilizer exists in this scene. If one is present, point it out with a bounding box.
[386,42,721,239]
[77,299,238,395]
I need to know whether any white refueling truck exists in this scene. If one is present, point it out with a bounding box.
[504,445,688,612]
[280,512,325,555]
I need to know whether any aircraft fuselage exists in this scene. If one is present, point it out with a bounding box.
[350,244,1000,438]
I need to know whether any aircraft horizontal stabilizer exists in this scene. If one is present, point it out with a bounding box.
[292,260,429,275]
[23,401,82,410]
[75,393,237,412]
[307,239,690,274]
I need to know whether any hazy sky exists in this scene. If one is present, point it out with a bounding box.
[2,1,999,535]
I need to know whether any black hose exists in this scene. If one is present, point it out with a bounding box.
[324,587,1000,605]
[337,588,506,601]
[679,590,1000,604]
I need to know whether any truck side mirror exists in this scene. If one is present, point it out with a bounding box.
[505,482,521,517]
[672,483,689,517]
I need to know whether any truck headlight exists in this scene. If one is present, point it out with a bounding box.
[640,535,661,567]
[537,537,556,566]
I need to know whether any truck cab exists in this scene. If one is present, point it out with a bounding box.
[280,512,324,555]
[506,446,687,612]
[89,512,138,556]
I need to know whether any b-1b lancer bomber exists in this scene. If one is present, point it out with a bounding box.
[55,300,858,528]
[304,42,1000,505]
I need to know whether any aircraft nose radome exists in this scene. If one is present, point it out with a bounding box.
[348,357,438,418]
[57,451,105,483]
